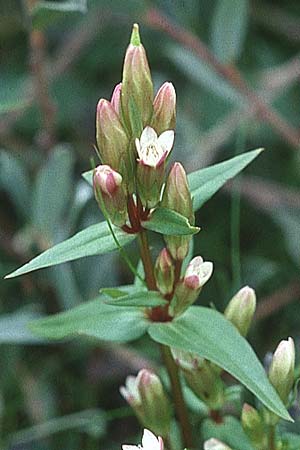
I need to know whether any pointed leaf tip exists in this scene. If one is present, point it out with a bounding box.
[130,23,141,46]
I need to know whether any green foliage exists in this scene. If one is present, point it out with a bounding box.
[103,290,167,307]
[29,297,149,342]
[148,306,291,421]
[5,222,135,278]
[142,207,200,235]
[201,416,254,450]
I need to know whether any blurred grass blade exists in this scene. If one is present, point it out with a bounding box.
[5,222,135,278]
[188,148,263,211]
[211,0,249,63]
[9,409,106,445]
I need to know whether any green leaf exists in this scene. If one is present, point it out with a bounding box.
[0,150,31,220]
[281,433,300,450]
[0,73,29,114]
[100,288,128,299]
[202,416,255,450]
[211,0,249,64]
[188,149,263,211]
[82,169,93,186]
[103,290,167,307]
[29,298,149,342]
[9,409,106,445]
[142,207,200,236]
[32,145,74,239]
[148,306,291,421]
[5,222,135,279]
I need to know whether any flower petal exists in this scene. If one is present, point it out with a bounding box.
[157,130,174,154]
[135,138,142,159]
[122,445,139,450]
[142,429,161,450]
[140,126,157,147]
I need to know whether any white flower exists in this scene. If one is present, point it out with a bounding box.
[204,438,232,450]
[184,256,214,290]
[122,429,164,450]
[135,126,174,167]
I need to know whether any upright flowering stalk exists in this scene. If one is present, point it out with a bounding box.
[120,369,172,438]
[161,162,195,260]
[170,256,213,317]
[93,165,128,226]
[135,126,175,208]
[121,24,153,134]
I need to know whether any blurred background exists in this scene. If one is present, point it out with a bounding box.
[0,0,300,448]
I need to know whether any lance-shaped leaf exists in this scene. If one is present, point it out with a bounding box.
[5,222,135,279]
[29,298,149,342]
[188,148,263,211]
[148,306,292,421]
[142,207,200,236]
[103,290,167,307]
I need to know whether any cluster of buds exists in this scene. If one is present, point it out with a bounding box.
[171,348,224,411]
[93,23,179,232]
[120,369,172,438]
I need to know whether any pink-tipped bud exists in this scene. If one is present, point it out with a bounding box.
[154,248,175,295]
[120,369,171,438]
[204,439,232,450]
[121,24,153,133]
[170,256,213,317]
[152,82,176,134]
[161,162,194,260]
[110,82,122,115]
[269,337,295,405]
[241,403,266,448]
[96,99,132,190]
[224,286,256,337]
[93,165,128,227]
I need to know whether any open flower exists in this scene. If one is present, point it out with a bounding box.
[135,126,174,168]
[184,256,214,290]
[122,429,164,450]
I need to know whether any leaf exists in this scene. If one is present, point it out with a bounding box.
[201,416,255,450]
[148,306,291,421]
[188,149,263,211]
[103,290,167,307]
[5,222,135,279]
[0,150,31,219]
[0,73,29,114]
[9,409,106,445]
[32,145,75,239]
[281,433,300,450]
[82,169,93,186]
[0,309,47,345]
[211,0,249,64]
[29,298,149,342]
[142,208,200,235]
[31,0,87,29]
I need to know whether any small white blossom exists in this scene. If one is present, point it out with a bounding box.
[122,429,164,450]
[184,256,213,289]
[135,126,174,167]
[204,438,232,450]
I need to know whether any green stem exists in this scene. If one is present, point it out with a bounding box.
[161,345,194,449]
[268,425,276,450]
[138,230,193,448]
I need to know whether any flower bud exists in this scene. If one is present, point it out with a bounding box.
[121,24,153,134]
[161,162,194,260]
[171,348,224,410]
[224,286,256,336]
[152,82,176,135]
[268,337,295,405]
[120,369,172,438]
[96,99,134,190]
[110,82,122,115]
[136,126,174,208]
[204,439,232,450]
[93,165,128,227]
[154,248,175,295]
[170,256,213,317]
[241,403,266,448]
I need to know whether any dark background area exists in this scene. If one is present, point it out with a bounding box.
[0,0,300,448]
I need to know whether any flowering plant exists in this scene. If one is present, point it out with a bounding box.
[6,24,297,450]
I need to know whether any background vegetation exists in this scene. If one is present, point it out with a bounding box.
[0,0,299,448]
